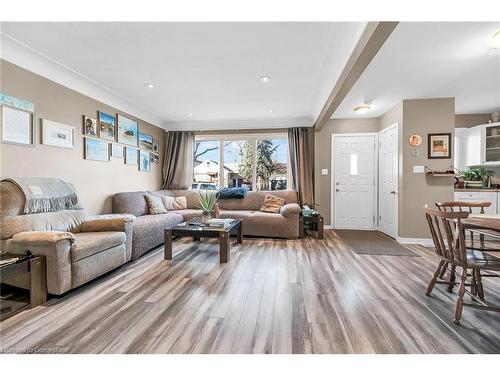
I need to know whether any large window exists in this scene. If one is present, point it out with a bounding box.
[193,134,289,191]
[193,140,220,190]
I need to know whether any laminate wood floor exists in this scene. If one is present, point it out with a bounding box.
[1,230,499,354]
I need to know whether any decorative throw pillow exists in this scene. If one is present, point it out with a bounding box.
[161,196,187,210]
[218,187,248,199]
[144,194,167,215]
[260,194,286,213]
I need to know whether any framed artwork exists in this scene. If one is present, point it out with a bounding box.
[0,93,35,112]
[117,114,138,146]
[110,143,124,158]
[41,119,75,149]
[125,147,138,165]
[428,133,452,159]
[139,150,151,171]
[152,139,159,153]
[139,132,154,150]
[150,153,159,164]
[84,138,110,162]
[83,115,98,137]
[98,111,116,141]
[1,105,35,147]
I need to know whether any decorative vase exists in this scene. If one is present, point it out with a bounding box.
[492,111,500,123]
[201,211,213,223]
[464,180,483,188]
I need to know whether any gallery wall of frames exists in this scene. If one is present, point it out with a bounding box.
[1,93,160,173]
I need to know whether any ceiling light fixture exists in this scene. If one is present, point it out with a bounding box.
[260,76,271,83]
[145,83,154,89]
[268,109,274,113]
[490,29,500,49]
[353,104,371,114]
[187,113,193,117]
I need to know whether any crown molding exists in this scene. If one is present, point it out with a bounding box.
[0,33,164,128]
[163,116,314,131]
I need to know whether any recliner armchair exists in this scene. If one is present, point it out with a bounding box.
[0,180,134,295]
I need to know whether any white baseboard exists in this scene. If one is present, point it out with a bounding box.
[396,236,434,247]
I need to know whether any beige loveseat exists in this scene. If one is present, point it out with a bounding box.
[112,189,301,260]
[0,181,134,295]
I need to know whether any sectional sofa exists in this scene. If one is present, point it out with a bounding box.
[112,189,301,260]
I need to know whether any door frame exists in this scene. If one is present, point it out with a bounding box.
[331,132,379,230]
[378,123,399,238]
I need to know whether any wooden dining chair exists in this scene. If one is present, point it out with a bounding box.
[435,201,492,292]
[425,206,500,324]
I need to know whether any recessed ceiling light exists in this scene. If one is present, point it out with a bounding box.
[353,104,371,114]
[490,29,500,49]
[268,109,274,113]
[145,83,154,89]
[187,112,193,117]
[260,76,271,83]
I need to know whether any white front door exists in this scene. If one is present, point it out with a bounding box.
[378,124,398,238]
[333,134,376,229]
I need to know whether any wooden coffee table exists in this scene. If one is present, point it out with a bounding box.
[164,219,243,263]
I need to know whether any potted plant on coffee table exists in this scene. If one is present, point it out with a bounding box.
[196,190,219,223]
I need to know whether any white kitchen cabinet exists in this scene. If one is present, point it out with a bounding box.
[454,191,498,214]
[454,128,467,171]
[464,125,484,167]
[459,122,500,168]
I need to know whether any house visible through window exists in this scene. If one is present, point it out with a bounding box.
[193,134,289,191]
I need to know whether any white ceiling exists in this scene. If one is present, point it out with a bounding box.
[0,22,366,130]
[334,22,500,118]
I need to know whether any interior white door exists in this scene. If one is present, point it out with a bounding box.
[333,135,376,229]
[378,125,398,238]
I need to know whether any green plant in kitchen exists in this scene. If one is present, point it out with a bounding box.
[460,167,494,188]
[460,167,494,181]
[196,190,219,216]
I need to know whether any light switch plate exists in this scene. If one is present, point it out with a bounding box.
[413,165,425,173]
[321,168,328,176]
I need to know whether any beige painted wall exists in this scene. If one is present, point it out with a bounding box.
[314,118,379,224]
[0,60,165,214]
[399,98,455,238]
[455,113,491,128]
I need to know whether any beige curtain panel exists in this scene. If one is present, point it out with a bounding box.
[162,131,194,190]
[288,127,314,206]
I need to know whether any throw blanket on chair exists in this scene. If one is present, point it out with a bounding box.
[2,177,80,214]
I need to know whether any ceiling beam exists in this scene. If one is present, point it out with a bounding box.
[313,21,399,130]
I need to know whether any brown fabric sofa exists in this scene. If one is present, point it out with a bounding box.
[112,189,301,260]
[0,181,134,295]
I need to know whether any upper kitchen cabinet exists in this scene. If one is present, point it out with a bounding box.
[456,122,500,168]
[484,122,500,164]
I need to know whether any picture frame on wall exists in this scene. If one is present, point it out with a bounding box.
[84,137,110,162]
[125,147,138,165]
[428,133,452,159]
[110,143,124,158]
[83,115,98,137]
[139,150,151,172]
[98,111,116,141]
[41,119,75,149]
[152,139,159,153]
[138,132,154,150]
[117,114,139,146]
[1,105,36,147]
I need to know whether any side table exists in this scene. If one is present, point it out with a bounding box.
[299,214,324,239]
[0,253,47,321]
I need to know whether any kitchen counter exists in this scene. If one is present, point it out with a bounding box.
[454,188,500,192]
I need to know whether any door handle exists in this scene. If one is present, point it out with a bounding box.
[390,190,397,194]
[336,188,340,192]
